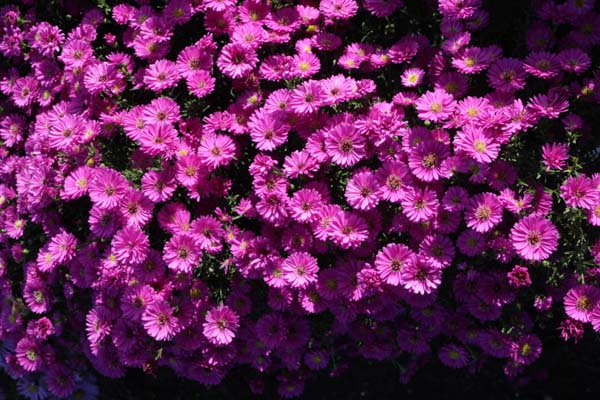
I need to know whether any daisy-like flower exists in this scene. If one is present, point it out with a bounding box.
[560,175,599,210]
[248,109,289,151]
[328,211,369,249]
[557,48,591,74]
[510,215,559,261]
[319,0,358,19]
[414,89,457,122]
[144,59,179,91]
[401,187,439,223]
[564,285,600,323]
[376,160,413,202]
[15,337,43,372]
[374,243,414,286]
[217,42,258,79]
[163,233,199,273]
[324,123,366,167]
[203,304,239,346]
[282,252,319,289]
[291,52,320,78]
[119,189,154,227]
[487,58,526,92]
[142,299,179,341]
[111,226,149,266]
[61,166,93,200]
[401,68,425,87]
[408,140,450,182]
[186,70,216,98]
[198,133,236,170]
[47,230,78,264]
[523,51,560,79]
[541,143,569,171]
[88,168,129,209]
[288,188,323,223]
[510,334,542,365]
[439,344,470,368]
[455,125,500,164]
[345,169,380,210]
[289,80,324,114]
[139,123,179,157]
[401,255,442,295]
[141,169,176,202]
[464,193,503,233]
[452,47,489,74]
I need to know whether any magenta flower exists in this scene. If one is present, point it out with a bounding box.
[510,215,559,261]
[203,304,239,346]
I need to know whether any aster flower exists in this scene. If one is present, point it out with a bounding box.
[217,43,258,79]
[289,80,324,114]
[487,58,526,92]
[439,344,470,368]
[142,300,179,341]
[401,68,425,87]
[111,226,149,266]
[401,187,439,223]
[345,169,380,210]
[324,123,366,167]
[282,252,319,289]
[15,337,43,372]
[452,47,489,74]
[507,265,532,288]
[203,304,239,346]
[186,70,216,98]
[61,166,93,200]
[88,168,129,209]
[408,140,450,182]
[455,125,500,164]
[248,109,289,151]
[139,123,179,157]
[374,243,414,286]
[510,215,559,261]
[415,89,457,122]
[401,255,442,295]
[510,334,542,365]
[327,211,369,249]
[375,160,413,202]
[560,175,599,210]
[541,143,569,171]
[564,285,600,323]
[47,230,78,264]
[320,0,358,19]
[523,51,560,79]
[464,193,503,233]
[198,133,236,170]
[163,234,199,273]
[288,188,323,223]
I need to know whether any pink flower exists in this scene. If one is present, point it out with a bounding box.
[541,143,569,171]
[415,89,457,122]
[142,300,179,341]
[401,255,442,295]
[203,304,239,346]
[374,243,414,286]
[561,175,599,210]
[217,43,258,79]
[345,169,380,210]
[325,123,366,167]
[564,285,600,323]
[510,215,559,261]
[401,187,439,223]
[282,252,319,289]
[464,193,503,233]
[111,226,149,266]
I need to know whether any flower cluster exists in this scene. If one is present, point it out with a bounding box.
[0,0,599,398]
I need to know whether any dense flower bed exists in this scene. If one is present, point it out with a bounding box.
[1,0,600,398]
